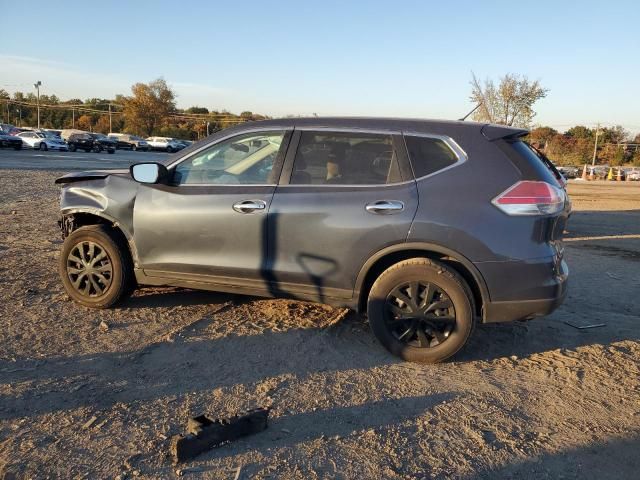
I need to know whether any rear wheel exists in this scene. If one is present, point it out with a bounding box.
[13,144,22,150]
[69,144,77,152]
[59,225,134,308]
[107,148,115,154]
[367,258,474,363]
[132,144,137,151]
[39,142,48,151]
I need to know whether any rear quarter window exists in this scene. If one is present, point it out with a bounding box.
[404,135,459,178]
[502,140,563,186]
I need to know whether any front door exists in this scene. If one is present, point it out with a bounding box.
[268,129,418,301]
[132,129,291,288]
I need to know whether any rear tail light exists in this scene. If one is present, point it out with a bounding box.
[492,180,565,216]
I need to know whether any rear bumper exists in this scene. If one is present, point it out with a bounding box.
[479,256,569,323]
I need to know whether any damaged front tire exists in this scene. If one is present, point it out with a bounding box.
[59,225,134,308]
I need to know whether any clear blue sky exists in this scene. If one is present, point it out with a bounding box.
[1,0,638,133]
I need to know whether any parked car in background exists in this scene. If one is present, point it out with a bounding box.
[625,167,640,181]
[55,117,570,364]
[108,133,149,151]
[0,126,23,149]
[67,133,95,152]
[0,123,24,136]
[175,139,193,149]
[556,166,578,179]
[146,136,184,152]
[88,133,116,153]
[18,131,69,151]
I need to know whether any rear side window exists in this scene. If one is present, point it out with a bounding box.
[291,131,401,185]
[405,136,459,179]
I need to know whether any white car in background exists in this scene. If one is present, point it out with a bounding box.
[18,131,69,151]
[625,167,640,181]
[146,136,184,153]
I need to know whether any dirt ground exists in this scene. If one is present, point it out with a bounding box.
[0,171,639,479]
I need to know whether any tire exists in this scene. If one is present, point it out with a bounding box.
[69,144,77,152]
[84,148,92,153]
[132,144,137,151]
[367,258,474,363]
[94,145,103,153]
[39,142,48,151]
[59,225,134,308]
[13,144,22,150]
[107,149,115,154]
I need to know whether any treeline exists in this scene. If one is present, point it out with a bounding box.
[528,125,640,167]
[0,79,268,140]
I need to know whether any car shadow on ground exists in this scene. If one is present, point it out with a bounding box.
[117,287,236,309]
[0,314,397,420]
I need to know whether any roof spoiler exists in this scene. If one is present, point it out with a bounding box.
[481,124,528,141]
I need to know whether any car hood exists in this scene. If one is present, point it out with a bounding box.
[55,169,130,184]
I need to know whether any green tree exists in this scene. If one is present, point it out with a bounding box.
[565,125,593,139]
[469,72,548,128]
[187,106,209,114]
[122,78,176,136]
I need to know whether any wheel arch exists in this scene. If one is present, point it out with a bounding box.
[355,242,490,320]
[60,210,139,266]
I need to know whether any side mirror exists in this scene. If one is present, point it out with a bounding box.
[130,162,169,184]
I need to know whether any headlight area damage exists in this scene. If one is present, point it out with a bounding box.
[55,170,137,240]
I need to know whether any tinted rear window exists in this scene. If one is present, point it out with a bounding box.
[405,136,459,178]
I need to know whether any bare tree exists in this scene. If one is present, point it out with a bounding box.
[469,73,548,128]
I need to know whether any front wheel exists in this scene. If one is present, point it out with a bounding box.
[367,258,474,363]
[69,144,77,152]
[39,142,48,151]
[132,144,137,151]
[107,149,115,154]
[59,225,134,308]
[13,144,22,150]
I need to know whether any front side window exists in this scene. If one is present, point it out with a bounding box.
[174,131,286,185]
[404,135,459,179]
[290,131,400,185]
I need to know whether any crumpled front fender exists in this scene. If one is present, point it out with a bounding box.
[59,174,138,240]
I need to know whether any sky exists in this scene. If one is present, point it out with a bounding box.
[0,0,638,133]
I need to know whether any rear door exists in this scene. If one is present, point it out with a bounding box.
[268,128,418,301]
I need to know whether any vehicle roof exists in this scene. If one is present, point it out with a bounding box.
[227,116,526,135]
[162,117,529,165]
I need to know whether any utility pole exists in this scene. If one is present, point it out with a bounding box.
[5,100,9,124]
[72,108,75,128]
[34,81,42,129]
[592,123,600,166]
[17,108,21,127]
[108,103,112,133]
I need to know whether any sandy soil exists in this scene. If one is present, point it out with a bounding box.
[0,171,639,479]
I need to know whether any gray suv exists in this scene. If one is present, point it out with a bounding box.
[56,118,570,363]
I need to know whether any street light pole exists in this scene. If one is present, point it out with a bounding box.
[109,103,112,133]
[34,80,42,129]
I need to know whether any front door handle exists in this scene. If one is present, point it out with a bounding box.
[233,200,267,214]
[365,200,405,215]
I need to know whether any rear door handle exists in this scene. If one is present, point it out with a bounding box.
[365,200,405,214]
[233,200,267,214]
